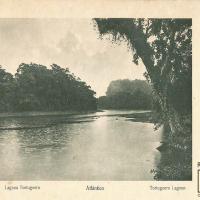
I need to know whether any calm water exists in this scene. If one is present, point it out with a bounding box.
[0,110,161,180]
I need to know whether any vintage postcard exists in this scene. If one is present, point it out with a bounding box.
[0,0,199,199]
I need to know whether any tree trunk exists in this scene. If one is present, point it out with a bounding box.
[95,18,186,147]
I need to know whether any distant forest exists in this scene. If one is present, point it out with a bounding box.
[98,79,153,110]
[0,63,97,112]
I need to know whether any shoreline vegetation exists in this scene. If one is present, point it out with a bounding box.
[0,63,97,113]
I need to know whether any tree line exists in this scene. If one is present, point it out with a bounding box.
[0,63,97,112]
[98,79,153,110]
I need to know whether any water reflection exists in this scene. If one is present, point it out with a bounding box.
[0,110,161,180]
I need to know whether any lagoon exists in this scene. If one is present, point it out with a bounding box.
[0,110,161,180]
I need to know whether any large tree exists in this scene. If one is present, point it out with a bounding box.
[94,18,191,134]
[94,18,192,180]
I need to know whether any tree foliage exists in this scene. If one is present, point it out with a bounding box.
[0,63,97,112]
[94,18,192,180]
[94,18,191,118]
[98,79,153,109]
[0,66,15,112]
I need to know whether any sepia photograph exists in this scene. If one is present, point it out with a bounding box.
[0,18,192,181]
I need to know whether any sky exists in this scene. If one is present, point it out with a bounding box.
[0,18,146,97]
